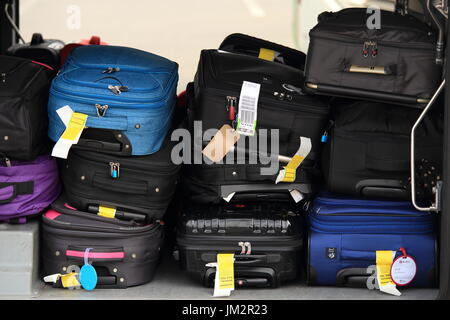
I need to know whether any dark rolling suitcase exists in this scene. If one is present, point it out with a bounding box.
[304,8,442,107]
[61,137,180,222]
[41,197,164,288]
[0,55,55,161]
[307,193,437,288]
[176,203,303,288]
[7,33,64,70]
[322,101,443,200]
[219,33,307,70]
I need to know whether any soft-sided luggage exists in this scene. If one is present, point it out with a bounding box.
[307,193,437,288]
[184,50,329,203]
[61,136,180,222]
[7,33,65,70]
[219,33,306,70]
[0,55,55,161]
[322,100,443,200]
[48,45,179,156]
[59,35,108,66]
[304,8,442,107]
[41,197,163,288]
[0,155,61,223]
[176,203,303,288]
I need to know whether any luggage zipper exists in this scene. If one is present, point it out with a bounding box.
[95,104,109,117]
[102,67,121,74]
[1,155,11,167]
[1,73,5,83]
[362,41,378,58]
[109,162,120,179]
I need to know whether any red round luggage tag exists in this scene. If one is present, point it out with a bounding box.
[390,248,417,287]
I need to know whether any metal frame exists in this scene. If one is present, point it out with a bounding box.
[0,0,19,54]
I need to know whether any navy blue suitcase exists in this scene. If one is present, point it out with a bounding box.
[307,193,437,288]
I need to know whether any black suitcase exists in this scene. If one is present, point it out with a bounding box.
[0,55,55,161]
[304,8,442,107]
[61,137,180,222]
[7,33,64,70]
[176,203,303,288]
[322,100,443,200]
[41,197,163,288]
[219,33,306,70]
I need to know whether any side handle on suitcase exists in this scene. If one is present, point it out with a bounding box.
[65,246,125,262]
[336,268,372,288]
[411,80,445,212]
[356,180,408,199]
[0,181,34,204]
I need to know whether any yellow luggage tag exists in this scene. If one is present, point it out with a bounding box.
[258,48,278,62]
[206,254,235,297]
[60,272,81,289]
[52,106,88,159]
[202,125,241,163]
[276,137,312,184]
[376,250,401,296]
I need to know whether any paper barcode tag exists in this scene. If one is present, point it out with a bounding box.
[236,81,260,137]
[376,251,401,296]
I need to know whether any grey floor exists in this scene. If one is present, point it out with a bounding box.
[0,221,439,300]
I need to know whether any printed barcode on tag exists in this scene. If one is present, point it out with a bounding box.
[237,81,261,136]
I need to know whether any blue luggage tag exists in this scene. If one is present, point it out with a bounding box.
[79,248,98,291]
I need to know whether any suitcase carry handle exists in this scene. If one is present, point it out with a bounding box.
[356,180,408,199]
[0,181,34,204]
[77,138,123,153]
[92,174,148,195]
[411,80,445,212]
[65,247,125,262]
[234,254,267,265]
[336,268,371,288]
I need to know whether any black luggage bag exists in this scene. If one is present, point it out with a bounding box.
[184,49,329,203]
[176,203,303,288]
[7,33,64,70]
[219,33,306,70]
[61,137,180,222]
[322,101,443,200]
[41,197,164,288]
[304,8,442,107]
[0,55,55,161]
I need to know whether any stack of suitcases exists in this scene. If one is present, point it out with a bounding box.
[0,4,446,294]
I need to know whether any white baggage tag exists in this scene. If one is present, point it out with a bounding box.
[236,81,260,137]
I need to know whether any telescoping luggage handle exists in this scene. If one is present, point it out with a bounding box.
[411,80,446,212]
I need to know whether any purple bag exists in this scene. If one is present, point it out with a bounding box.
[0,155,61,223]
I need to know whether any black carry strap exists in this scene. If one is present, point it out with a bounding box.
[0,181,34,204]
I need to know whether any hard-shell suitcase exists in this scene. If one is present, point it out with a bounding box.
[307,193,437,288]
[0,55,55,161]
[304,8,442,107]
[322,101,443,200]
[176,203,303,288]
[48,45,179,156]
[0,155,61,223]
[61,137,180,222]
[41,197,164,288]
[7,33,65,70]
[219,33,307,70]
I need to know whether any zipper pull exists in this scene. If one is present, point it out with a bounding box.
[362,41,370,58]
[1,73,6,83]
[108,85,129,95]
[226,96,237,121]
[95,104,109,117]
[2,156,11,167]
[103,67,121,74]
[109,162,120,179]
[371,41,378,58]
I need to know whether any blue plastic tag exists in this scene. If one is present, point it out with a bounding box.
[80,264,97,291]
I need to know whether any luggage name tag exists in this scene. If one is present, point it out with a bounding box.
[236,81,260,137]
[79,248,98,291]
[276,137,312,184]
[52,106,88,159]
[390,248,417,287]
[206,254,235,297]
[202,125,241,163]
[376,250,401,296]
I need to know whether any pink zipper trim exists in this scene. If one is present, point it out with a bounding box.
[44,209,61,220]
[66,250,125,259]
[31,60,54,71]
